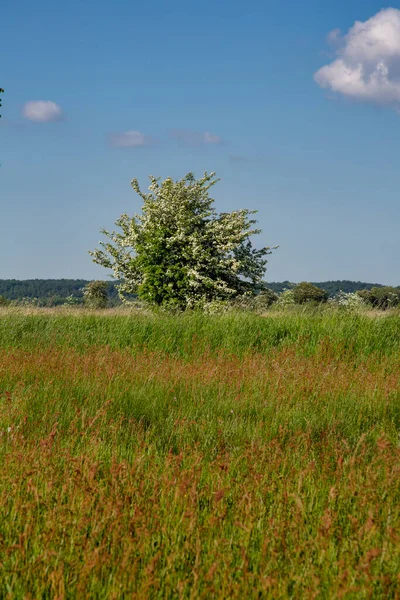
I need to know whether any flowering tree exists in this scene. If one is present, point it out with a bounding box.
[83,280,108,309]
[89,172,275,309]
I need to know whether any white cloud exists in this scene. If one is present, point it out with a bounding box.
[23,100,63,122]
[326,28,341,46]
[203,131,222,144]
[314,8,400,110]
[107,130,149,148]
[170,129,222,145]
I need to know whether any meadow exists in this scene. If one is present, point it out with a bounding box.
[0,307,399,598]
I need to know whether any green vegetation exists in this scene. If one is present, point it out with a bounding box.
[83,280,109,309]
[1,279,398,307]
[0,309,399,597]
[358,286,400,310]
[268,280,394,297]
[90,172,275,309]
[292,282,328,305]
[1,308,400,357]
[0,279,120,306]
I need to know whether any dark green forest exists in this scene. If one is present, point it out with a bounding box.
[0,278,395,305]
[0,280,119,305]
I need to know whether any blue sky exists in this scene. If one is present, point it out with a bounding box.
[1,0,400,284]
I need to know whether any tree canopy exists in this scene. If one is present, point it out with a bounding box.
[83,280,109,309]
[89,172,275,310]
[357,286,400,309]
[292,282,328,304]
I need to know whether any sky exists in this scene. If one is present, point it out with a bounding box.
[1,0,400,285]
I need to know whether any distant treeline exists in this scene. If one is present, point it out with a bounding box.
[0,279,120,305]
[266,280,395,296]
[0,279,397,305]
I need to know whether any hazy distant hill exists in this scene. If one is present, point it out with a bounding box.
[0,279,397,303]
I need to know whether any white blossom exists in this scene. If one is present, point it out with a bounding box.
[89,172,276,309]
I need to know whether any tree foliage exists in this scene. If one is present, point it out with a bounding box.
[233,288,278,312]
[90,172,275,310]
[0,279,120,304]
[265,280,391,297]
[357,286,400,309]
[292,282,328,304]
[83,281,109,309]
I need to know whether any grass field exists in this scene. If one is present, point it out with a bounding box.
[0,308,399,598]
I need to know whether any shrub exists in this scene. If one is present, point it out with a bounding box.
[292,282,328,305]
[253,288,279,310]
[63,295,82,307]
[275,289,296,307]
[231,288,278,313]
[329,291,367,311]
[83,281,109,309]
[357,286,400,310]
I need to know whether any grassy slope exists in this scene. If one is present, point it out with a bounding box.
[0,309,399,598]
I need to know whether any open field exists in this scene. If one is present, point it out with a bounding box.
[0,309,399,598]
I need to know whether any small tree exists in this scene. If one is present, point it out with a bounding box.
[357,286,400,309]
[89,172,276,310]
[83,281,108,309]
[276,288,296,307]
[329,291,367,311]
[292,282,328,305]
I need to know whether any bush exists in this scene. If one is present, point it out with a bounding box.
[63,295,82,307]
[275,289,296,307]
[328,291,367,311]
[253,288,279,310]
[83,281,109,309]
[0,295,10,306]
[357,286,400,310]
[231,288,278,313]
[202,299,233,315]
[292,282,328,305]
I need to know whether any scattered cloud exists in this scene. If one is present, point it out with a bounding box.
[23,100,63,122]
[326,28,341,46]
[203,132,222,144]
[170,129,223,145]
[314,8,400,111]
[107,130,151,148]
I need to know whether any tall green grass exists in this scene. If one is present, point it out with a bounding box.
[1,308,399,358]
[0,309,399,597]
